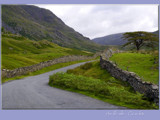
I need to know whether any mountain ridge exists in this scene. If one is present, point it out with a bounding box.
[92,30,159,46]
[2,5,103,52]
[92,32,125,45]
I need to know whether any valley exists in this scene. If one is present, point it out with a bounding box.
[1,5,159,109]
[2,5,104,53]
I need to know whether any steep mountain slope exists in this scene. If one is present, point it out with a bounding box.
[92,33,126,45]
[2,5,103,52]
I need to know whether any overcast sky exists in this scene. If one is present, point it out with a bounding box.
[36,4,158,39]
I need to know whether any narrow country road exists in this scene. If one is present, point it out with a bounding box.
[2,61,125,109]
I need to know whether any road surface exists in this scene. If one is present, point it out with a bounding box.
[2,61,126,109]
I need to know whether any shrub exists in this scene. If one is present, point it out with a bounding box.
[49,72,111,96]
[79,62,93,70]
[49,72,158,109]
[54,61,158,109]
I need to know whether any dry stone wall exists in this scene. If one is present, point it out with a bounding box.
[2,54,99,79]
[100,50,159,105]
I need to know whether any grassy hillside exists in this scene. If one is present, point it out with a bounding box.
[2,33,93,70]
[49,61,157,109]
[2,5,104,52]
[109,52,159,84]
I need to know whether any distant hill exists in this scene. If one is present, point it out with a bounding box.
[92,33,126,45]
[92,30,159,46]
[153,30,159,35]
[2,5,103,52]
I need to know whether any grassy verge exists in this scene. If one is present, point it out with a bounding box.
[2,59,95,84]
[49,61,158,109]
[109,52,159,84]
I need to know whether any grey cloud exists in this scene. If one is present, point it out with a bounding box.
[36,5,158,39]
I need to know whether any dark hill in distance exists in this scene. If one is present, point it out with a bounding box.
[153,30,159,35]
[92,33,126,45]
[2,5,104,52]
[92,30,159,46]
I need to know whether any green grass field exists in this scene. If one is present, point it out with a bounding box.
[49,61,158,109]
[109,52,159,84]
[2,34,93,70]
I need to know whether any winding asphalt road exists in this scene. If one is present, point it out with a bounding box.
[2,61,125,109]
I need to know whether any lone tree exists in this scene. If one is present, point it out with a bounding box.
[122,31,158,51]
